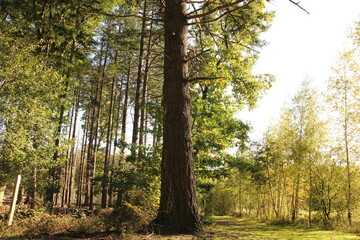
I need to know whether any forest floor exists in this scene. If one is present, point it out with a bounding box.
[124,216,360,240]
[2,215,360,239]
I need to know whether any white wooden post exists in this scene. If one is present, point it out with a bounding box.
[8,175,21,226]
[0,185,5,206]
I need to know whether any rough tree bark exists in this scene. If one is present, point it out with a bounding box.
[152,0,202,234]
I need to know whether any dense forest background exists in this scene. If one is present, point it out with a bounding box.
[0,0,359,236]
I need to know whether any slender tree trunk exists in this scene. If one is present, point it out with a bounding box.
[291,176,300,222]
[45,38,76,207]
[112,82,123,167]
[139,18,154,148]
[108,81,122,207]
[308,165,312,226]
[85,43,108,210]
[61,158,70,207]
[29,168,36,209]
[89,57,106,210]
[62,106,75,207]
[153,0,202,234]
[46,103,65,207]
[83,43,103,209]
[67,91,80,206]
[265,155,278,218]
[344,87,352,226]
[120,61,131,161]
[131,0,147,154]
[116,60,131,206]
[152,117,161,147]
[102,72,116,208]
[77,114,89,207]
[238,172,243,216]
[85,102,97,207]
[139,67,148,148]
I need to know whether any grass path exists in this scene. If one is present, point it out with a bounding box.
[127,216,360,240]
[203,216,360,240]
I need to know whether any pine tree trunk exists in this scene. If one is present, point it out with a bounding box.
[153,0,202,234]
[30,168,36,209]
[45,36,77,207]
[117,60,131,206]
[85,108,96,207]
[139,18,154,148]
[62,105,75,207]
[77,114,89,207]
[119,61,131,161]
[109,77,121,206]
[67,91,80,206]
[111,82,124,167]
[132,0,148,153]
[46,103,65,207]
[102,73,116,208]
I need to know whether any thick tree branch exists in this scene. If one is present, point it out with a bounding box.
[187,0,250,20]
[187,5,244,25]
[185,77,225,83]
[186,48,211,62]
[208,30,260,53]
[288,0,310,14]
[80,7,164,22]
[185,0,208,3]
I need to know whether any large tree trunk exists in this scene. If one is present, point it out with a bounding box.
[153,0,202,234]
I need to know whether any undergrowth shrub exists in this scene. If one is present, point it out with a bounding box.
[268,217,293,226]
[0,208,116,238]
[345,222,360,234]
[0,203,156,239]
[115,201,153,233]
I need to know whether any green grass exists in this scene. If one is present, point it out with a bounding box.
[206,216,360,240]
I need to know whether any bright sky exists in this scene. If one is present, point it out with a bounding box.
[240,0,360,141]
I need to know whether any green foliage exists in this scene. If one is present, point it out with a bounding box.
[189,0,275,108]
[188,3,275,208]
[0,27,63,185]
